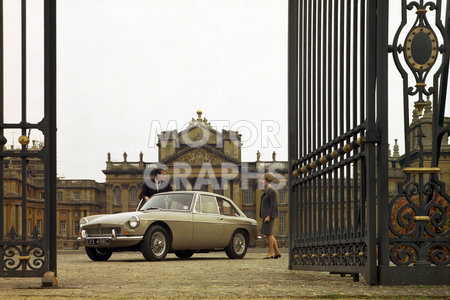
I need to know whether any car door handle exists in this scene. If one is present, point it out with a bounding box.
[218,217,224,221]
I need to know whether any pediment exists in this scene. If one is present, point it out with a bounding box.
[173,148,226,165]
[163,145,239,165]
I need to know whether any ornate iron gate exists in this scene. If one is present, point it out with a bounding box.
[288,0,449,285]
[0,0,57,278]
[379,0,450,284]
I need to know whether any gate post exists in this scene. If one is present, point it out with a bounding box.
[376,0,390,276]
[44,0,58,278]
[0,0,57,281]
[288,0,299,271]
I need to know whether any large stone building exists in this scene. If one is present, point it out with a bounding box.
[102,110,290,245]
[2,106,449,248]
[3,142,105,249]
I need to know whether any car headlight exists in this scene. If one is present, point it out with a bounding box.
[129,216,140,229]
[80,217,88,226]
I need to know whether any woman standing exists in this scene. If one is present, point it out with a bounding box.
[260,172,281,259]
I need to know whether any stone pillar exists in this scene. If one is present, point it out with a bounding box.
[56,210,60,237]
[105,184,112,214]
[3,205,7,235]
[10,205,16,233]
[68,211,73,239]
[122,184,129,212]
[232,181,241,208]
[255,189,262,225]
[224,183,231,198]
[17,205,22,236]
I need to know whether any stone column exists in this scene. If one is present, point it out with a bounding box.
[3,205,7,234]
[121,184,129,212]
[232,181,241,208]
[255,189,262,225]
[10,205,16,233]
[17,205,22,236]
[105,184,112,214]
[224,183,230,198]
[68,210,73,239]
[56,210,60,237]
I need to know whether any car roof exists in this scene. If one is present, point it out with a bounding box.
[155,190,230,198]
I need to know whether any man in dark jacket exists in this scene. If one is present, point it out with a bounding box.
[138,168,172,209]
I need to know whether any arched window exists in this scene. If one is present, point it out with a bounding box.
[129,186,137,205]
[114,186,121,205]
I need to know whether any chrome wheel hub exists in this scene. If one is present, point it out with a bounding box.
[233,233,245,255]
[151,232,166,256]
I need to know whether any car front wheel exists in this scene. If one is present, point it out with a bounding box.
[225,230,248,259]
[85,247,112,261]
[141,225,169,261]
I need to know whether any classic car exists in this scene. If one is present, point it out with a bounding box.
[78,191,258,261]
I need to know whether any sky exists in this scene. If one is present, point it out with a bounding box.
[3,0,450,182]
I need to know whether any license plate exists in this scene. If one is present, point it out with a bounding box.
[85,238,110,246]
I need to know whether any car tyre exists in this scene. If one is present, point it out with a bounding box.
[225,230,248,259]
[175,251,194,259]
[85,247,112,261]
[141,225,169,261]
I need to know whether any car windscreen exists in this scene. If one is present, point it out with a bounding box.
[140,193,194,211]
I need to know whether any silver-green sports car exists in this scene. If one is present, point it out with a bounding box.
[78,191,258,261]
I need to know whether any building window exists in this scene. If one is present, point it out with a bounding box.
[114,186,121,205]
[242,189,255,205]
[73,192,80,201]
[279,188,287,205]
[73,221,80,237]
[60,221,66,236]
[130,186,137,205]
[40,192,45,199]
[36,220,42,235]
[57,192,63,201]
[279,211,287,236]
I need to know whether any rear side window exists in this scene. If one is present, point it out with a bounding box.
[217,198,240,217]
[200,195,219,214]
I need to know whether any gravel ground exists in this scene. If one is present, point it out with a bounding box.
[0,248,448,299]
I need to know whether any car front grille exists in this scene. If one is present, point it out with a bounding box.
[84,226,121,237]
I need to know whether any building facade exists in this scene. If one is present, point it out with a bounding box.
[3,143,105,249]
[2,107,448,249]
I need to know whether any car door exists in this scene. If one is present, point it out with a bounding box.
[216,197,241,242]
[192,194,225,249]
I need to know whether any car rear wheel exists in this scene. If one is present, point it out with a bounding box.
[141,225,169,261]
[175,251,194,259]
[85,247,112,261]
[225,230,248,259]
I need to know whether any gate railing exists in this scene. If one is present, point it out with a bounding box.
[378,0,450,284]
[0,0,57,278]
[288,0,450,285]
[288,0,379,284]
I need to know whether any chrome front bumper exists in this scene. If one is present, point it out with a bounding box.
[78,229,143,247]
